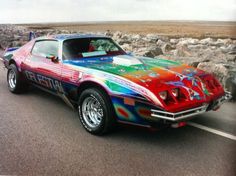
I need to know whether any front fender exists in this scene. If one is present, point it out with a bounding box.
[81,71,163,107]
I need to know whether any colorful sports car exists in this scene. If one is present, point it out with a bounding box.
[2,34,231,135]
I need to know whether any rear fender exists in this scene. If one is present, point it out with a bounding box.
[2,47,19,68]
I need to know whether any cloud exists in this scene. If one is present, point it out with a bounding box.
[0,0,235,23]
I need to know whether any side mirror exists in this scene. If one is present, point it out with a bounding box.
[46,55,58,63]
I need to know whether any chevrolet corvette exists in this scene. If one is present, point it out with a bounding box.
[2,34,231,134]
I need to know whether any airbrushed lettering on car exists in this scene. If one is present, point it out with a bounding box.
[25,71,64,92]
[3,34,232,135]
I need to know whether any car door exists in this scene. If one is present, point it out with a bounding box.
[22,40,63,93]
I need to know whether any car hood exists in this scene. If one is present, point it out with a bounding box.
[64,55,223,103]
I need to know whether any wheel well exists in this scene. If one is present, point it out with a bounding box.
[9,59,16,66]
[78,81,110,99]
[8,60,17,69]
[77,81,117,122]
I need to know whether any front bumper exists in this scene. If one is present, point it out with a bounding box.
[150,91,232,122]
[208,91,232,110]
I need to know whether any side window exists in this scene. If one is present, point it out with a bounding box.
[32,40,58,58]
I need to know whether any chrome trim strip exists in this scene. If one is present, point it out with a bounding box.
[151,104,208,121]
[151,105,207,116]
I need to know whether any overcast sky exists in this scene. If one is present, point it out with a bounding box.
[0,0,235,23]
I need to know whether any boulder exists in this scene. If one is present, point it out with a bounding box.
[227,45,236,54]
[161,43,175,53]
[113,31,123,40]
[178,38,199,45]
[174,43,191,57]
[105,30,113,37]
[199,38,216,45]
[156,40,165,47]
[215,38,233,47]
[131,34,142,41]
[197,62,228,83]
[144,47,163,57]
[170,38,179,45]
[145,34,159,43]
[121,43,132,52]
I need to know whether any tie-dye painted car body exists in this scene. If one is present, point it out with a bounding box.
[3,34,231,129]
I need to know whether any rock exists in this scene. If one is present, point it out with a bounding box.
[113,31,123,40]
[174,43,191,57]
[177,39,188,45]
[144,47,163,57]
[12,41,24,47]
[228,45,236,54]
[158,36,169,42]
[197,62,228,83]
[226,55,236,62]
[135,47,148,56]
[156,40,165,47]
[0,49,4,58]
[145,34,159,43]
[118,39,132,45]
[178,38,199,45]
[0,44,4,50]
[105,30,113,37]
[224,71,236,101]
[188,38,199,45]
[211,46,217,50]
[161,43,175,53]
[189,62,200,68]
[131,34,142,42]
[187,44,208,50]
[170,38,179,44]
[13,34,22,40]
[215,39,232,46]
[220,44,236,54]
[121,34,130,41]
[199,38,215,45]
[121,43,132,52]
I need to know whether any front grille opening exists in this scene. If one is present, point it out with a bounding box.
[177,90,187,101]
[164,92,176,105]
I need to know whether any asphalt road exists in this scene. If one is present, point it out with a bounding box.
[0,65,236,176]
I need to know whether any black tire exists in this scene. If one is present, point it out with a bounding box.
[78,88,116,135]
[7,64,28,94]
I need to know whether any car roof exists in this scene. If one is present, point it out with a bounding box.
[35,33,110,41]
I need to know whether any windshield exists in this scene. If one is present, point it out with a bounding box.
[63,38,126,60]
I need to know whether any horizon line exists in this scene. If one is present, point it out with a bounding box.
[1,19,236,25]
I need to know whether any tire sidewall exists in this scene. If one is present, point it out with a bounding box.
[7,64,19,92]
[78,89,109,134]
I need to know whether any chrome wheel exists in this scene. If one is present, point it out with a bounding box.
[8,69,16,89]
[82,96,104,128]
